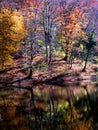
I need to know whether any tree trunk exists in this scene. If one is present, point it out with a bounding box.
[82,49,90,72]
[45,33,49,64]
[49,35,52,64]
[28,42,33,78]
[64,40,69,62]
[28,67,32,79]
[64,47,69,61]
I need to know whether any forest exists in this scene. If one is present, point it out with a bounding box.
[0,0,98,130]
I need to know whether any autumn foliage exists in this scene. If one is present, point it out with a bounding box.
[0,8,25,68]
[0,0,97,70]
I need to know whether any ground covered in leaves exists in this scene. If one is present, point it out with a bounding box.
[0,55,97,87]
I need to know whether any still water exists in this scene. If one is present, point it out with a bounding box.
[0,83,98,130]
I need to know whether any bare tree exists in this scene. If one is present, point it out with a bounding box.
[22,0,41,78]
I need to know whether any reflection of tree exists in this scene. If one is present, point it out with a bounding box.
[83,86,98,121]
[0,84,98,130]
[49,91,57,129]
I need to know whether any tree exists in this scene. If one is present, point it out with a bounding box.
[78,0,98,71]
[42,0,53,65]
[82,31,97,72]
[21,0,41,78]
[59,1,84,62]
[0,8,25,69]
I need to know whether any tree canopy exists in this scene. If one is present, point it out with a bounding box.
[0,8,25,68]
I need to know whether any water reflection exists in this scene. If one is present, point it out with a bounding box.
[0,83,98,130]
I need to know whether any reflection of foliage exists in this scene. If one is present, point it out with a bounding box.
[0,106,28,130]
[0,88,98,130]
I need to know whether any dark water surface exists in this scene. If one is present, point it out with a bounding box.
[0,83,98,130]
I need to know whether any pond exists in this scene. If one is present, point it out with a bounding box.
[0,83,98,130]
